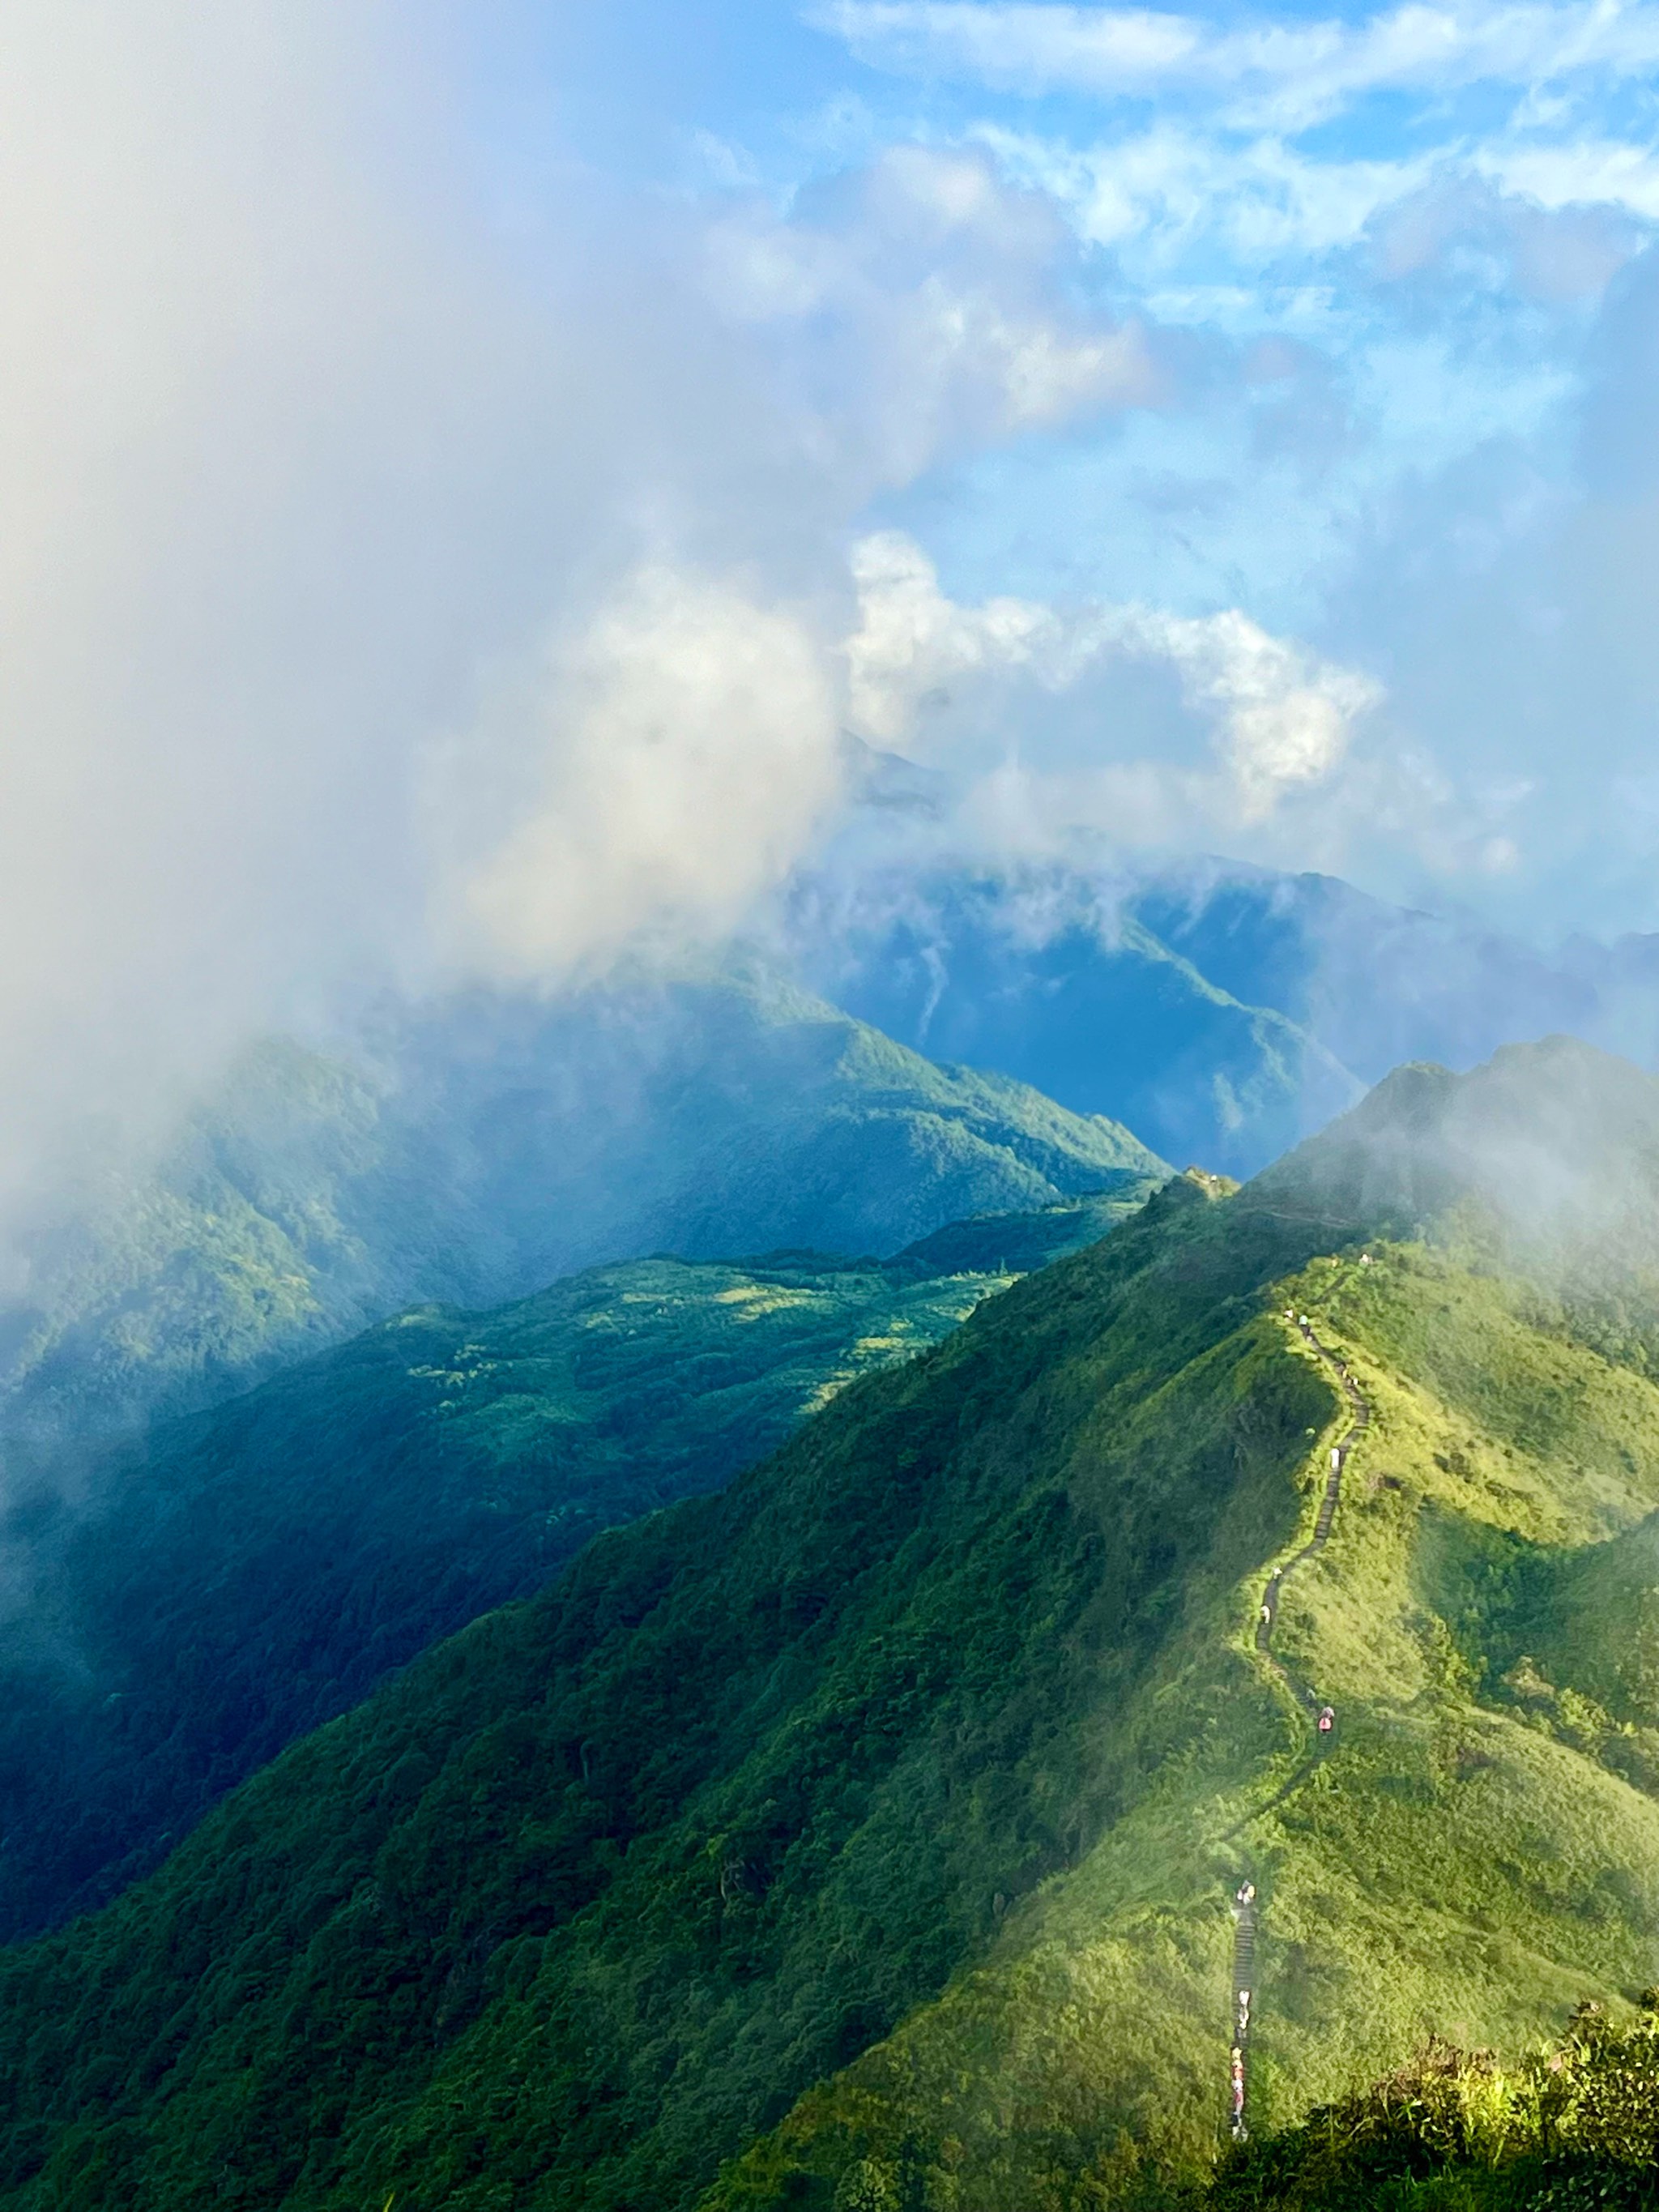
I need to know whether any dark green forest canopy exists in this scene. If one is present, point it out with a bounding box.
[0,1191,1140,1941]
[11,1040,1659,2210]
[0,1171,1336,2211]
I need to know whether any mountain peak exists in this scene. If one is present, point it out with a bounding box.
[1251,1034,1659,1274]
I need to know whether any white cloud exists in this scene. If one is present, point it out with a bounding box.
[844,530,1383,836]
[845,530,1060,737]
[1,7,1200,1228]
[814,0,1659,129]
[976,121,1435,271]
[0,14,1074,1220]
[702,146,1160,485]
[1128,604,1380,813]
[449,566,844,979]
[1474,135,1659,219]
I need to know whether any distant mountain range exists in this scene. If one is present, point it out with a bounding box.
[785,798,1659,1177]
[9,1038,1659,2209]
[0,970,1162,1440]
[787,863,1359,1176]
[20,818,1659,1445]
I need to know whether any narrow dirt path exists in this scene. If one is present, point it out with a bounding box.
[1228,1302,1370,2142]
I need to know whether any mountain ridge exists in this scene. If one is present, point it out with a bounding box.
[6,1042,1659,2206]
[0,973,1163,1441]
[0,1187,1149,1941]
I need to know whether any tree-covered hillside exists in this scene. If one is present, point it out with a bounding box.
[7,1041,1659,2210]
[0,1191,1137,1941]
[788,831,1659,1176]
[788,863,1360,1176]
[4,969,1163,1437]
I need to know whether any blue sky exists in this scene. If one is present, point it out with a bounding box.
[5,1,1659,1194]
[423,0,1659,937]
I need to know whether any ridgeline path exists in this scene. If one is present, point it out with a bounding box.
[1228,1300,1371,2142]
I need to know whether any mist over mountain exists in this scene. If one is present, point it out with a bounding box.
[1252,1036,1659,1323]
[9,1040,1659,2208]
[0,971,1162,1441]
[784,812,1659,1176]
[786,861,1359,1176]
[23,837,1659,1454]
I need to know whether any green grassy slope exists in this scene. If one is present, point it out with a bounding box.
[0,1192,1140,1942]
[6,973,1164,1437]
[709,1237,1659,2211]
[8,1041,1659,2210]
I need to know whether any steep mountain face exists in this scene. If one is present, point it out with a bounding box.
[7,1041,1659,2212]
[1132,864,1603,1087]
[2,972,1162,1439]
[787,842,1659,1177]
[787,867,1360,1178]
[0,1193,1139,1942]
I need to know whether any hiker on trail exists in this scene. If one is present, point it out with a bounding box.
[1236,1881,1255,1906]
[1318,1705,1335,1736]
[1260,1600,1273,1625]
[1236,1989,1251,2037]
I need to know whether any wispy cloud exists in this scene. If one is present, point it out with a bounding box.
[701,145,1162,485]
[813,0,1659,128]
[975,121,1435,267]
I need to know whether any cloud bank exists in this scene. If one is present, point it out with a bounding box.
[0,7,1194,1218]
[843,532,1386,861]
[815,0,1659,125]
[15,0,1659,1225]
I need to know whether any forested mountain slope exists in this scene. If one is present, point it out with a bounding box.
[789,865,1360,1176]
[790,835,1659,1176]
[0,1192,1137,1941]
[8,1041,1659,2210]
[4,971,1162,1438]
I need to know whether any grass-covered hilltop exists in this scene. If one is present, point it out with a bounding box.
[10,1037,1659,2208]
[0,1191,1140,1943]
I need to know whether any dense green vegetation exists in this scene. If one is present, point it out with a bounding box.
[0,1192,1138,1940]
[5,970,1162,1435]
[1187,2005,1659,2207]
[7,1039,1659,2210]
[0,1171,1332,2210]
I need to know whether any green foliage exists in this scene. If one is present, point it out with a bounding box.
[11,1040,1659,2210]
[0,1201,1139,1939]
[1189,2003,1659,2208]
[0,1172,1337,2212]
[5,975,1165,1435]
